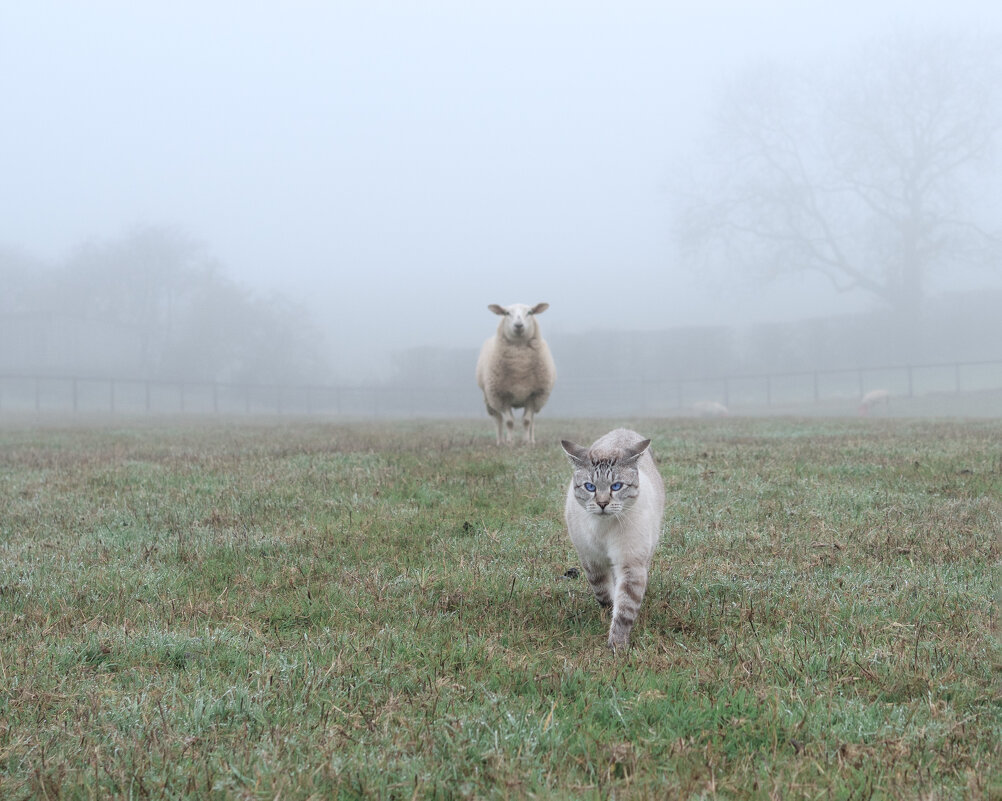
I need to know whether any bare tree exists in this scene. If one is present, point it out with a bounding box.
[676,33,1002,324]
[0,246,50,313]
[63,225,208,373]
[163,280,333,384]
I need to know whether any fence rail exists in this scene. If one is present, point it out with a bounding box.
[2,359,1002,418]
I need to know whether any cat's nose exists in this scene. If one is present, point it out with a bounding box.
[596,499,609,510]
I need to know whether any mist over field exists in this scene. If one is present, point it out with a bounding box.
[3,1,1002,398]
[3,5,1002,791]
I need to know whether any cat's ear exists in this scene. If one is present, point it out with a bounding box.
[621,439,652,465]
[530,302,549,315]
[488,304,507,316]
[561,440,590,466]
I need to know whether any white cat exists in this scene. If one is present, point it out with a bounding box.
[561,429,666,649]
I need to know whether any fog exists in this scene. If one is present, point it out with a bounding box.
[3,1,1002,394]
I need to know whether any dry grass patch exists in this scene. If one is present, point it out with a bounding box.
[0,417,1000,799]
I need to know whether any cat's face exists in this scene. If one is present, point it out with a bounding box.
[561,440,649,517]
[570,460,641,516]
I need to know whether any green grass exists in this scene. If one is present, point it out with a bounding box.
[0,416,1000,799]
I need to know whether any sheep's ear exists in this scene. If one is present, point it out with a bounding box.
[488,304,507,316]
[621,439,651,464]
[561,440,590,466]
[531,303,549,315]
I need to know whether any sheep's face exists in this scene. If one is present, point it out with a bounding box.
[488,302,549,343]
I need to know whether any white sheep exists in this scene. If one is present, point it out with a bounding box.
[475,302,556,445]
[858,388,891,416]
[692,400,729,418]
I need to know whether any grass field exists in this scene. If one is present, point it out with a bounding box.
[1,416,999,799]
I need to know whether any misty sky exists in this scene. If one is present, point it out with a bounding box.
[4,1,1002,376]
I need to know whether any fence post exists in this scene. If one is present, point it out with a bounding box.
[14,359,1002,418]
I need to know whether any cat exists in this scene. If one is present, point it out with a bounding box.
[560,428,666,650]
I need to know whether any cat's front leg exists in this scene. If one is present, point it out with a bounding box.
[608,565,648,650]
[581,561,614,608]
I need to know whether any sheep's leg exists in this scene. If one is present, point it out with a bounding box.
[485,404,505,445]
[522,407,536,445]
[500,408,515,444]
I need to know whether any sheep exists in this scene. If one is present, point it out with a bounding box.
[475,302,556,445]
[692,400,729,418]
[858,388,891,416]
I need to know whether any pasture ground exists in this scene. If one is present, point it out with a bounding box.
[0,417,1000,799]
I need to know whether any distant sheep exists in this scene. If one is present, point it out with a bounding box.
[858,388,891,416]
[476,302,556,445]
[692,400,729,418]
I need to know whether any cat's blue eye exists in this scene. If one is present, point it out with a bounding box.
[584,482,596,492]
[610,482,624,491]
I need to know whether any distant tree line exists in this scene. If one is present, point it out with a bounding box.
[0,226,332,384]
[388,290,1002,393]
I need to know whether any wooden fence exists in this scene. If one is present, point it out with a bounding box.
[2,359,1001,418]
